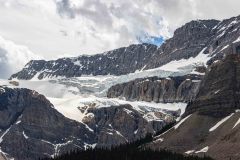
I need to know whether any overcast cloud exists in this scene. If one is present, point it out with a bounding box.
[0,0,239,78]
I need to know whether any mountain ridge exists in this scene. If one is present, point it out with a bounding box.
[10,15,240,80]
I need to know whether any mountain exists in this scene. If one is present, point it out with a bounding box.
[10,15,240,80]
[0,86,176,160]
[5,14,240,160]
[8,19,216,80]
[146,54,240,160]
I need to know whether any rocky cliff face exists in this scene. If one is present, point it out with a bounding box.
[0,87,176,160]
[147,54,240,160]
[107,75,202,103]
[184,54,240,118]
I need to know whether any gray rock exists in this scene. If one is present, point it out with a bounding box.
[107,75,202,103]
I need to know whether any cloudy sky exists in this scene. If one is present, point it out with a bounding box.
[0,0,240,78]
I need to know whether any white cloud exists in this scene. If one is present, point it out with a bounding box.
[0,36,40,78]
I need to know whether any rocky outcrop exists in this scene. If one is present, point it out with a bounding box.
[107,75,202,103]
[0,87,176,160]
[147,54,240,160]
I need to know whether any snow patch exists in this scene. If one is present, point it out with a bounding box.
[22,131,29,139]
[233,37,240,43]
[233,118,240,129]
[134,129,138,134]
[0,126,12,143]
[158,47,209,72]
[195,146,209,153]
[174,114,192,129]
[185,150,195,154]
[219,45,229,52]
[16,120,21,124]
[214,90,220,94]
[209,113,234,132]
[84,143,97,150]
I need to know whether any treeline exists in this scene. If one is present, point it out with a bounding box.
[42,123,214,160]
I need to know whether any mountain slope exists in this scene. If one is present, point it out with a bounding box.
[147,54,240,160]
[0,87,95,160]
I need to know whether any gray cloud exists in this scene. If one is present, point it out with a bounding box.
[0,48,11,78]
[56,0,75,18]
